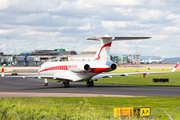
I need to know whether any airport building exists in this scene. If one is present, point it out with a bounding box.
[0,48,138,66]
[0,48,77,66]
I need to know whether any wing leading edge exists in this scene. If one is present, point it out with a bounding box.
[2,74,73,81]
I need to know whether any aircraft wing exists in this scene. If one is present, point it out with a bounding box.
[92,62,179,79]
[2,75,50,78]
[1,74,73,81]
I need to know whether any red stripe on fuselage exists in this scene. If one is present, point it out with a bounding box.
[94,42,112,61]
[39,65,68,73]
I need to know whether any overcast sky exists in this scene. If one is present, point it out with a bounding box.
[0,0,180,58]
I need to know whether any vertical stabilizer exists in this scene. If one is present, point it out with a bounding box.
[87,36,151,65]
[93,37,113,64]
[160,56,165,61]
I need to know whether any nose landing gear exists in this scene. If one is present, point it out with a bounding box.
[43,78,48,86]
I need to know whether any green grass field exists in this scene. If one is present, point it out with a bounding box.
[1,68,180,119]
[0,97,180,120]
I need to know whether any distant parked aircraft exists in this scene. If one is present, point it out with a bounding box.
[24,53,28,66]
[140,56,165,64]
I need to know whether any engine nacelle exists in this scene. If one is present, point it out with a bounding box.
[104,61,117,72]
[68,63,90,73]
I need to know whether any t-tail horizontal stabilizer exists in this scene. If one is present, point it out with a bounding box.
[87,36,151,41]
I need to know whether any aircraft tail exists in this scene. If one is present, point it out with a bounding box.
[87,35,151,64]
[25,53,28,58]
[24,53,28,66]
[160,56,165,61]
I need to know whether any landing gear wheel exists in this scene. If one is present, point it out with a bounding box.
[66,82,70,87]
[62,82,66,88]
[90,81,94,87]
[43,83,48,86]
[86,80,94,87]
[86,81,90,87]
[62,82,70,88]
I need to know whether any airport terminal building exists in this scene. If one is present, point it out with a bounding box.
[0,48,138,66]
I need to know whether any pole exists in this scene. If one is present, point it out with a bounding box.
[82,37,84,61]
[7,37,8,54]
[7,37,9,65]
[136,47,139,72]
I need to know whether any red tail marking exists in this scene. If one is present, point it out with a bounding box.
[2,67,4,73]
[94,42,112,61]
[174,63,178,68]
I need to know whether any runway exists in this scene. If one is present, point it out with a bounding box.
[1,63,179,97]
[1,77,180,97]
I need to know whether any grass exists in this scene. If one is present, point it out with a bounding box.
[0,97,180,119]
[9,68,178,119]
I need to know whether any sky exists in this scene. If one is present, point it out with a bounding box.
[0,0,180,58]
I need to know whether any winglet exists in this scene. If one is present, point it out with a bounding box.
[1,67,5,77]
[171,62,179,72]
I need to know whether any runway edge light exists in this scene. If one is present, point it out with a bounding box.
[114,107,151,118]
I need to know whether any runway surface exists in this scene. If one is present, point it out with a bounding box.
[1,77,180,97]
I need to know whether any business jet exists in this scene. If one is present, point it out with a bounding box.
[1,35,179,87]
[140,56,165,64]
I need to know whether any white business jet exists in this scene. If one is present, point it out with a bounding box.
[1,35,179,87]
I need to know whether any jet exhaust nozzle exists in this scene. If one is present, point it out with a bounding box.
[104,61,117,72]
[84,64,90,71]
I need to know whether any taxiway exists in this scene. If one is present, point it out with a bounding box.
[0,77,180,97]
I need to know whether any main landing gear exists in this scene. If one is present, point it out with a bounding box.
[86,80,94,87]
[43,78,48,86]
[62,81,70,88]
